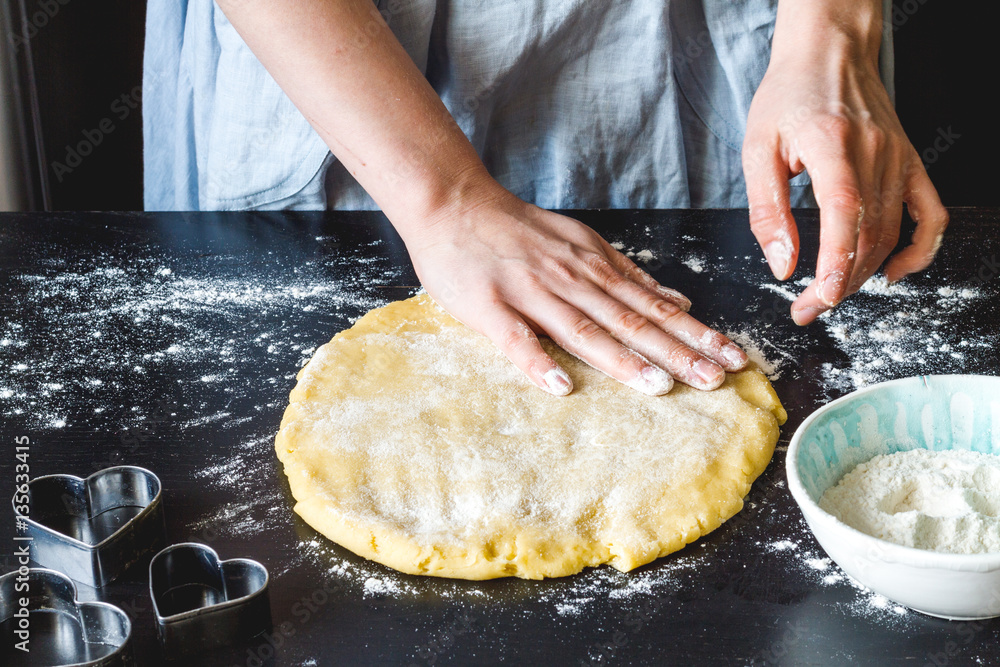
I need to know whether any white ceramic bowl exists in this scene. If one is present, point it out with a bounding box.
[786,374,1000,620]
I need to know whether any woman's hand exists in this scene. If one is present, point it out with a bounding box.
[220,0,749,395]
[402,177,749,396]
[742,0,948,325]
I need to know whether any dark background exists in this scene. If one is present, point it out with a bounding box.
[2,0,995,211]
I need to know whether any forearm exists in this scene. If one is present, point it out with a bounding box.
[215,0,492,231]
[771,0,882,66]
[223,0,754,396]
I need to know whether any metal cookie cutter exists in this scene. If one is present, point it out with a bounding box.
[15,465,165,588]
[150,543,271,654]
[0,568,133,666]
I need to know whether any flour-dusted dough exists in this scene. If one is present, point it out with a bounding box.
[276,295,787,579]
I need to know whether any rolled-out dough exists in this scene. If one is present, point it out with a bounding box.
[276,295,786,579]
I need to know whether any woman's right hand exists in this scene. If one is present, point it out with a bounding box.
[402,177,750,396]
[217,0,749,395]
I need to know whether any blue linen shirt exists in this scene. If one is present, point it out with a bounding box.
[143,0,892,212]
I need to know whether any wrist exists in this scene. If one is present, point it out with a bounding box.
[770,0,882,69]
[385,159,513,245]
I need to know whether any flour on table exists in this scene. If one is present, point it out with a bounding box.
[289,530,705,622]
[363,576,403,597]
[1,241,402,576]
[761,282,799,302]
[634,249,656,263]
[724,330,791,381]
[760,273,988,394]
[762,528,911,622]
[552,596,596,617]
[681,254,706,273]
[1,247,399,430]
[608,240,658,264]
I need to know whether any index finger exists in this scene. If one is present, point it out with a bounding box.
[742,139,800,281]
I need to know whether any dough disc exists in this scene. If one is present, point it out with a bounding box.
[276,295,786,579]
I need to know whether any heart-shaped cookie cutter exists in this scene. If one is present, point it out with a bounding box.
[150,542,271,654]
[15,465,165,587]
[0,568,133,666]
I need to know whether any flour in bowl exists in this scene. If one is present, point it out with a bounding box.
[820,449,1000,554]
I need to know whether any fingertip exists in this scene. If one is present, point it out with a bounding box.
[625,365,674,396]
[817,270,848,307]
[721,343,749,372]
[884,230,943,283]
[883,259,908,285]
[692,359,726,390]
[791,305,826,326]
[764,237,795,281]
[747,177,799,282]
[491,308,573,396]
[540,366,573,396]
[921,230,946,270]
[655,286,692,312]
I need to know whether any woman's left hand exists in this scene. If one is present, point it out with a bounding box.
[742,0,948,325]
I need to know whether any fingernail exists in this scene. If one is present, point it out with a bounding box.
[626,366,674,396]
[693,359,724,387]
[542,368,573,396]
[791,306,826,326]
[764,239,792,279]
[656,286,692,311]
[818,271,846,307]
[721,343,748,369]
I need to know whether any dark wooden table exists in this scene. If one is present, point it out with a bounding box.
[1,209,998,666]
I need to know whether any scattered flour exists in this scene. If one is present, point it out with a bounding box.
[851,275,914,297]
[2,240,403,579]
[284,531,694,618]
[761,282,799,302]
[681,254,706,274]
[763,529,911,622]
[820,449,1000,554]
[724,329,793,381]
[554,597,594,617]
[634,249,656,263]
[609,240,658,264]
[363,576,403,597]
[804,557,831,571]
[760,273,988,394]
[1,246,399,430]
